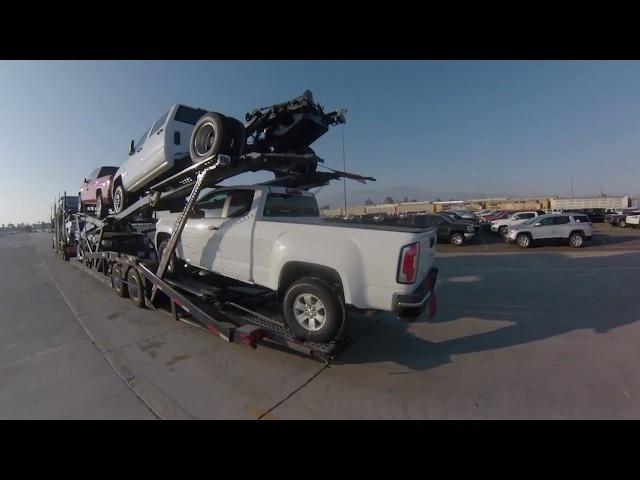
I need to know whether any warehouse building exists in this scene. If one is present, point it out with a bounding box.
[550,196,630,210]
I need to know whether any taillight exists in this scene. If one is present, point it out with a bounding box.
[398,242,420,284]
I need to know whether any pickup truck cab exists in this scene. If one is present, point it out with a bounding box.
[491,210,544,234]
[111,104,208,214]
[155,186,439,342]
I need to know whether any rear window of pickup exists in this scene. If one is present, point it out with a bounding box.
[263,193,319,217]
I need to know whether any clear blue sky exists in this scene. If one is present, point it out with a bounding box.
[1,60,639,224]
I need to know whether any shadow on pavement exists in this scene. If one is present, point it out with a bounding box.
[336,251,640,371]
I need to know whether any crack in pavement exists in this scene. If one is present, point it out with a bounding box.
[257,315,383,420]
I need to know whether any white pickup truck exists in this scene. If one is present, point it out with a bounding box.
[155,185,439,342]
[490,211,543,234]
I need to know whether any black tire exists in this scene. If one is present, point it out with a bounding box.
[158,239,181,275]
[517,233,532,248]
[189,112,237,163]
[112,183,127,214]
[569,232,585,248]
[223,116,246,157]
[95,193,105,219]
[126,268,146,308]
[112,264,129,297]
[282,277,344,343]
[619,219,626,228]
[450,232,465,246]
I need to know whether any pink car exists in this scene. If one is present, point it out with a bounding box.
[79,166,118,218]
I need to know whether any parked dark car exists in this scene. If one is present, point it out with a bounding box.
[440,211,479,229]
[409,214,476,246]
[562,208,605,223]
[605,208,640,227]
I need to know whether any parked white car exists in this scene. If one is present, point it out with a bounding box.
[491,211,542,234]
[626,212,640,227]
[111,104,210,213]
[155,185,439,342]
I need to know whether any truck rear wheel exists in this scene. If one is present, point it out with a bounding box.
[158,239,180,275]
[189,112,242,163]
[112,184,127,214]
[450,232,464,246]
[282,277,344,343]
[127,268,146,308]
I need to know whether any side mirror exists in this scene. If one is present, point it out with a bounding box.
[129,140,135,156]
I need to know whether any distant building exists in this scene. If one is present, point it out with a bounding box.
[550,196,630,210]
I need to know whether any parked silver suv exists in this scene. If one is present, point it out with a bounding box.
[505,213,593,248]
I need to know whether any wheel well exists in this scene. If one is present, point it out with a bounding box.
[96,188,102,198]
[570,229,585,237]
[278,262,345,301]
[517,232,532,238]
[156,232,170,250]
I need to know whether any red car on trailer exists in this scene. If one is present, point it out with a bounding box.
[79,166,119,218]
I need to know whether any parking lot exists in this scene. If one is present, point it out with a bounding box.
[438,222,640,254]
[1,228,640,419]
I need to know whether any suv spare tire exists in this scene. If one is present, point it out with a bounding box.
[190,112,243,163]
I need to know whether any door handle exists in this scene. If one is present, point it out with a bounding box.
[208,226,218,230]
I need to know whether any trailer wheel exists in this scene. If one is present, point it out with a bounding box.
[283,277,344,343]
[112,264,129,298]
[126,268,146,308]
[189,112,237,163]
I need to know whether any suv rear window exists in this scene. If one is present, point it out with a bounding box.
[263,194,319,217]
[174,106,207,125]
[573,215,591,223]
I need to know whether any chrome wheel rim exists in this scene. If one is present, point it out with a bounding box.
[571,235,583,247]
[113,188,123,213]
[293,294,327,332]
[96,196,102,217]
[519,235,530,247]
[193,122,216,157]
[453,234,463,245]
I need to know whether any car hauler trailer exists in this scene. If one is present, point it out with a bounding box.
[61,91,438,360]
[71,149,381,361]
